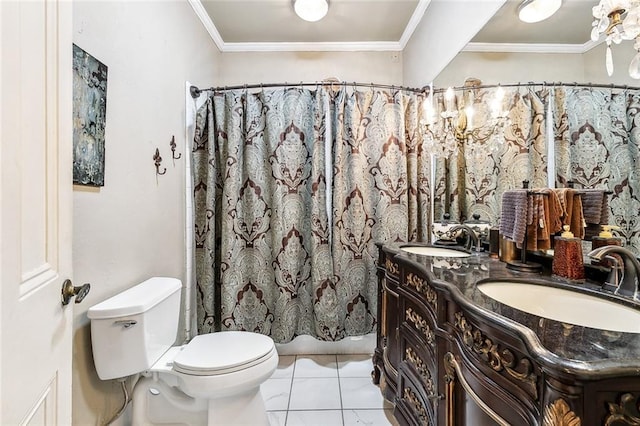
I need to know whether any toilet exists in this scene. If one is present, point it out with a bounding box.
[87,277,278,425]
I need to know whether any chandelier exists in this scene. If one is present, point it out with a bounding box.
[421,83,509,159]
[591,0,640,78]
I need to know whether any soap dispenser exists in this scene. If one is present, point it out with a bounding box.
[591,225,623,268]
[591,225,623,250]
[552,225,585,280]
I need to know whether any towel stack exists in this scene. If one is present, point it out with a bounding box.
[501,187,611,252]
[552,188,585,239]
[580,189,610,239]
[500,189,563,251]
[526,189,563,251]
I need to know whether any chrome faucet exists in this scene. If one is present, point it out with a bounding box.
[588,245,640,299]
[448,224,481,252]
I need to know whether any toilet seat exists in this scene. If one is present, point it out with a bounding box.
[173,331,276,376]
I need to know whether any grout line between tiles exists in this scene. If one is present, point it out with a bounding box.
[282,354,395,425]
[335,354,346,426]
[283,355,297,423]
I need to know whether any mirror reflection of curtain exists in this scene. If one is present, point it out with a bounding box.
[553,87,640,254]
[434,87,548,226]
[432,91,462,222]
[192,86,431,343]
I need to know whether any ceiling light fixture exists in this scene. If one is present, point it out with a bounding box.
[293,0,329,22]
[517,0,562,23]
[591,0,640,78]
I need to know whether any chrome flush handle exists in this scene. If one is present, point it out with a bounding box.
[114,320,137,329]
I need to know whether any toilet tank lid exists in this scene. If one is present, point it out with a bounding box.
[87,277,181,320]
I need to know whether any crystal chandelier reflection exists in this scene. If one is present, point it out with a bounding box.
[422,87,459,158]
[591,0,640,78]
[421,84,509,159]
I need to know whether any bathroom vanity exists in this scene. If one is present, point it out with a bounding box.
[373,243,640,426]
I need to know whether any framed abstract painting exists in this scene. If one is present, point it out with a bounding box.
[72,44,108,186]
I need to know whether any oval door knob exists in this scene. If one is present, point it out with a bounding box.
[61,279,91,306]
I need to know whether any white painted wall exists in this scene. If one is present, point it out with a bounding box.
[433,45,640,89]
[218,51,403,86]
[403,0,506,88]
[433,51,586,88]
[71,1,219,424]
[584,42,640,85]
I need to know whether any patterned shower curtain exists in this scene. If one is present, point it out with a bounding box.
[331,88,430,337]
[553,87,640,254]
[433,86,548,225]
[193,86,430,343]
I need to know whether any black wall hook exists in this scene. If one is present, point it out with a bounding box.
[170,135,181,160]
[153,148,166,175]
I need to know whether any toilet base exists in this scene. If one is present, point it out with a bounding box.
[132,376,270,425]
[208,387,269,426]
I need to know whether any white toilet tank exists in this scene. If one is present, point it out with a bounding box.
[87,277,182,380]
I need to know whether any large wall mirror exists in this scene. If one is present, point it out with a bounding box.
[427,79,640,255]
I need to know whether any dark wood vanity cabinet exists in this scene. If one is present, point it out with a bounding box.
[375,246,444,426]
[373,246,401,403]
[374,245,640,426]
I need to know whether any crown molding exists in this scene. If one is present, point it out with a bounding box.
[190,0,599,55]
[187,0,225,51]
[399,0,431,49]
[189,0,422,53]
[221,41,402,53]
[464,38,603,54]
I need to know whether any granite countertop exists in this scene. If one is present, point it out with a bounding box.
[383,243,640,379]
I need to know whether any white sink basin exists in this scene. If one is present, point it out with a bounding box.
[400,246,470,257]
[478,281,640,333]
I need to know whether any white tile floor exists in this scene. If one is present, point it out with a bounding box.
[262,354,399,426]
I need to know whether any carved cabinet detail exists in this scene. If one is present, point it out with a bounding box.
[373,244,640,426]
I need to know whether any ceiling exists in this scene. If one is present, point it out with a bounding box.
[193,0,601,53]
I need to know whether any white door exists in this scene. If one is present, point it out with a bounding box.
[1,1,74,425]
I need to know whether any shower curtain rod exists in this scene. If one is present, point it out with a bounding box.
[437,81,640,94]
[190,81,640,99]
[189,81,425,98]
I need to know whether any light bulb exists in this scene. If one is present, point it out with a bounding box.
[465,105,474,131]
[445,87,454,101]
[445,87,455,112]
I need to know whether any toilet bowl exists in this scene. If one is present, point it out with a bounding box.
[87,277,278,425]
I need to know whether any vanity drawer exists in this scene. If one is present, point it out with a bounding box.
[400,329,437,397]
[397,364,437,426]
[401,270,439,318]
[448,307,540,406]
[402,297,438,351]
